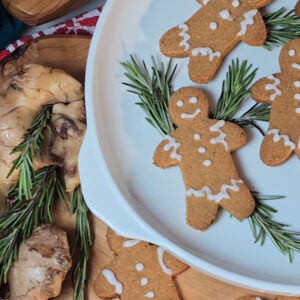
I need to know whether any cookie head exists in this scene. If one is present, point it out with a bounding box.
[169,87,209,126]
[279,39,300,73]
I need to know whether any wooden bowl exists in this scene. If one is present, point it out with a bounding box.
[2,0,89,26]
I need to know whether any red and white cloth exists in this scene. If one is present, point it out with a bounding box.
[0,6,103,62]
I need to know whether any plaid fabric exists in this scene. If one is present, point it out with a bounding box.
[0,6,103,62]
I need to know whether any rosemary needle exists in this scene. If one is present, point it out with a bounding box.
[263,8,300,51]
[70,186,93,300]
[7,105,54,201]
[121,55,176,136]
[249,193,300,262]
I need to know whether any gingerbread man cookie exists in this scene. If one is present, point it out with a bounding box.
[160,0,271,83]
[153,87,255,231]
[251,39,300,166]
[94,228,187,300]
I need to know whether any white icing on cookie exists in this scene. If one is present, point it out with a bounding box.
[203,160,212,167]
[178,23,191,51]
[292,63,300,70]
[163,136,182,161]
[136,263,144,271]
[296,108,300,114]
[189,97,198,103]
[123,239,141,248]
[237,10,258,36]
[203,0,210,4]
[194,134,201,140]
[267,129,295,150]
[209,120,229,151]
[265,75,281,101]
[209,22,217,30]
[298,138,300,150]
[181,108,201,119]
[294,94,300,100]
[295,81,300,88]
[198,147,206,153]
[145,291,155,298]
[289,49,296,56]
[220,10,233,21]
[191,47,221,62]
[177,100,183,107]
[232,0,240,7]
[157,247,172,275]
[102,269,123,294]
[141,277,149,286]
[186,179,243,203]
[255,298,262,300]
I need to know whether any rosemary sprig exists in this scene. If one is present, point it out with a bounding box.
[122,56,300,260]
[121,55,177,136]
[0,166,66,284]
[263,8,300,51]
[122,56,270,136]
[70,186,93,300]
[249,192,300,262]
[213,59,270,135]
[7,105,54,201]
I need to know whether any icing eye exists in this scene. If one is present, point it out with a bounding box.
[194,134,201,141]
[189,97,198,104]
[198,147,206,153]
[177,100,184,107]
[209,22,217,30]
[232,0,240,7]
[203,160,212,167]
[289,49,296,57]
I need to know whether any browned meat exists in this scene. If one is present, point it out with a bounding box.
[51,100,86,192]
[0,64,84,209]
[8,225,72,300]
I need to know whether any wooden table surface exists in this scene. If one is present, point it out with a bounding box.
[54,206,298,300]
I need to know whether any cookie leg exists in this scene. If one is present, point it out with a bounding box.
[186,195,219,231]
[220,182,255,219]
[260,131,294,166]
[160,26,190,58]
[188,51,223,84]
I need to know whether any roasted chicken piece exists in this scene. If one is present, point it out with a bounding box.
[0,64,85,209]
[8,225,72,300]
[51,100,86,192]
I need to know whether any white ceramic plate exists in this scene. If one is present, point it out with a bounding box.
[80,0,300,295]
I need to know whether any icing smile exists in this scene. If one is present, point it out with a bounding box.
[181,109,201,119]
[292,63,300,70]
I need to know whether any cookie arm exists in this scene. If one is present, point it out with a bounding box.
[251,74,281,104]
[240,13,267,47]
[160,25,190,58]
[224,122,247,152]
[94,263,121,299]
[153,138,181,169]
[163,251,188,276]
